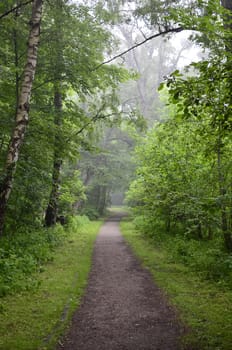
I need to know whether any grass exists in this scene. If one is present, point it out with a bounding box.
[0,220,102,350]
[121,220,232,350]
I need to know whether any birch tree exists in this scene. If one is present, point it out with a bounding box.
[0,0,43,235]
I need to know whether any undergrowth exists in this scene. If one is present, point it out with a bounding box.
[133,215,232,287]
[166,236,232,286]
[0,216,91,297]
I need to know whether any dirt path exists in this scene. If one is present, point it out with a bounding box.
[57,214,184,350]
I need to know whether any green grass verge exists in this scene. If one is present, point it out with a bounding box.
[121,221,232,350]
[0,220,102,350]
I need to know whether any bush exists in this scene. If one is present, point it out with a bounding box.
[166,236,232,285]
[0,224,67,297]
[133,215,159,237]
[80,206,100,220]
[66,215,90,232]
[0,215,96,297]
[132,216,232,286]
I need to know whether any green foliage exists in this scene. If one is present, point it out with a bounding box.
[129,213,232,285]
[0,225,65,297]
[167,237,232,284]
[80,206,101,220]
[0,0,135,232]
[59,169,86,215]
[0,216,92,297]
[66,215,90,230]
[127,0,232,252]
[128,117,217,232]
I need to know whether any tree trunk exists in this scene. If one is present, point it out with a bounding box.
[44,0,65,227]
[13,2,20,116]
[44,157,62,226]
[221,1,232,14]
[217,139,232,251]
[0,0,43,236]
[44,90,63,227]
[97,186,108,216]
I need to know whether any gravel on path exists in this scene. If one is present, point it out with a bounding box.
[57,214,185,350]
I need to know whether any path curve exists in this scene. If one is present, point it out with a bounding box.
[57,214,184,350]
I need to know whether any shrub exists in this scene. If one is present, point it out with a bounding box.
[80,206,100,220]
[66,215,90,232]
[0,215,96,297]
[0,225,67,297]
[166,236,232,285]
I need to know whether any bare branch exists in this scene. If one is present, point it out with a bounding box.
[93,27,184,70]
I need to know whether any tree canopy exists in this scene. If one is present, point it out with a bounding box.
[126,0,232,252]
[0,0,231,254]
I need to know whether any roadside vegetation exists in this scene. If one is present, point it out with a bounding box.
[123,4,232,347]
[121,220,232,350]
[0,217,101,350]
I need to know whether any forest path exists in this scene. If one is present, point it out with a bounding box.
[57,213,184,350]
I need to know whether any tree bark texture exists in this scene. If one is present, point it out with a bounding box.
[0,0,43,236]
[44,157,62,226]
[44,90,63,227]
[44,0,64,227]
[221,0,232,13]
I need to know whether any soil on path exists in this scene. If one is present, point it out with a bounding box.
[57,213,185,350]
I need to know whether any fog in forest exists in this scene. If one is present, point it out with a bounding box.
[86,9,203,210]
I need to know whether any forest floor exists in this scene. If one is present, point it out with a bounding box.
[57,212,187,350]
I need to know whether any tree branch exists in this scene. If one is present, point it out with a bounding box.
[66,106,126,143]
[94,26,184,70]
[0,0,33,20]
[66,104,107,142]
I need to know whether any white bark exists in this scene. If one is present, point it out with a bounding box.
[0,0,43,234]
[7,0,43,165]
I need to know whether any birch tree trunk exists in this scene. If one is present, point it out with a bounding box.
[0,0,43,236]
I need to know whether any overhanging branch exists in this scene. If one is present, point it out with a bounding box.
[94,26,183,70]
[66,106,127,143]
[0,0,33,20]
[66,103,107,142]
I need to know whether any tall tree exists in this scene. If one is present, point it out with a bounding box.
[0,0,43,235]
[44,0,65,226]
